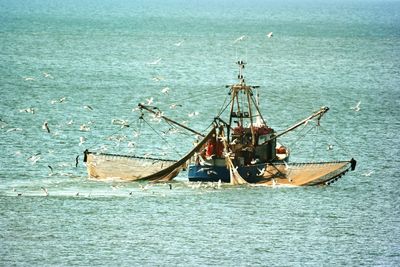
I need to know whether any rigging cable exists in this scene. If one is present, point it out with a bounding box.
[317,124,352,156]
[141,116,183,157]
[286,122,318,153]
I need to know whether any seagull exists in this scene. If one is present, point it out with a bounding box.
[250,158,260,164]
[267,32,273,38]
[79,124,90,131]
[79,136,86,146]
[42,121,50,133]
[217,136,227,143]
[196,154,212,166]
[140,184,151,191]
[350,101,361,112]
[112,119,129,128]
[233,35,246,43]
[188,111,199,117]
[48,165,53,173]
[19,107,36,114]
[43,72,53,79]
[230,138,239,145]
[51,97,66,104]
[207,170,218,175]
[84,105,93,111]
[362,170,374,176]
[132,131,140,138]
[327,144,334,150]
[67,119,74,125]
[152,76,165,82]
[257,167,265,176]
[161,87,170,94]
[148,58,162,65]
[146,97,154,105]
[174,40,184,46]
[41,187,49,196]
[169,103,182,109]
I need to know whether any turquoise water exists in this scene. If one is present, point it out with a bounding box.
[1,0,399,266]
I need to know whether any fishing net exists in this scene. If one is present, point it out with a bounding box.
[84,127,216,181]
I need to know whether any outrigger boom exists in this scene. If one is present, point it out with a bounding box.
[266,106,329,144]
[138,103,205,137]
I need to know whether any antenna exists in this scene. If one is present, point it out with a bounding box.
[236,60,246,84]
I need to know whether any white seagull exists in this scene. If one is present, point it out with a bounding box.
[79,136,86,146]
[41,187,49,196]
[43,72,53,79]
[161,87,170,94]
[148,58,162,65]
[350,101,361,112]
[174,40,184,46]
[233,35,246,43]
[362,170,374,176]
[267,32,273,38]
[19,107,36,114]
[169,103,182,109]
[146,97,154,105]
[79,124,90,131]
[28,153,41,164]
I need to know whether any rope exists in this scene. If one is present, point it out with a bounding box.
[317,124,352,156]
[216,93,231,118]
[141,117,183,157]
[287,123,318,153]
[202,96,233,133]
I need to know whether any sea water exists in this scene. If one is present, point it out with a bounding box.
[0,0,399,266]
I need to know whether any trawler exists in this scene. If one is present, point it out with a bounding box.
[84,61,356,186]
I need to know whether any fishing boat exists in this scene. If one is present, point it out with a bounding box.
[83,61,356,185]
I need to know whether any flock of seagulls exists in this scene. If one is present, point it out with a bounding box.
[6,32,366,198]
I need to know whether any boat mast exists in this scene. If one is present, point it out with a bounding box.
[227,60,257,145]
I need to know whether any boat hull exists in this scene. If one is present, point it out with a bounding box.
[188,162,266,183]
[188,160,356,186]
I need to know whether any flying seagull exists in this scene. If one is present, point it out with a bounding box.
[233,35,246,43]
[350,101,361,112]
